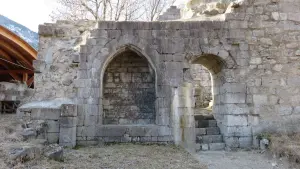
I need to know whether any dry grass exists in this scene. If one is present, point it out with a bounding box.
[23,144,206,169]
[0,114,206,169]
[0,114,25,168]
[270,134,300,166]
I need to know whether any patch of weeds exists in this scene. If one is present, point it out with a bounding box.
[232,42,240,46]
[73,145,83,150]
[69,63,79,68]
[257,133,271,140]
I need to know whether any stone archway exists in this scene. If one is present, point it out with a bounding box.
[191,54,226,122]
[190,54,250,149]
[102,50,156,125]
[175,53,249,151]
[191,64,213,112]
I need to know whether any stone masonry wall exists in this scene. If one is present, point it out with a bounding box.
[0,82,27,101]
[28,0,300,149]
[103,51,156,124]
[30,20,97,102]
[157,6,181,21]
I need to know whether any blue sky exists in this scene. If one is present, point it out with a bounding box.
[0,0,185,32]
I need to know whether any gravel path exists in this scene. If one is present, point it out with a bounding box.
[194,151,296,169]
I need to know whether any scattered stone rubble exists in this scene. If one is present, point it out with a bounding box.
[4,119,64,167]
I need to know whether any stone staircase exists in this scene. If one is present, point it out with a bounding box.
[195,114,225,151]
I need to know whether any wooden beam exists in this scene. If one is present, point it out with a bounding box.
[27,76,34,87]
[0,70,34,74]
[23,73,28,82]
[0,40,33,69]
[0,60,21,81]
[0,49,14,63]
[0,26,37,60]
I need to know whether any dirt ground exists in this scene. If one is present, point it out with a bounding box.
[195,150,297,169]
[0,114,298,169]
[28,144,205,169]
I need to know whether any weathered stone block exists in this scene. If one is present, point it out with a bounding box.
[59,127,76,148]
[208,120,217,127]
[253,95,268,105]
[33,60,46,73]
[59,117,77,128]
[201,144,209,151]
[206,127,220,135]
[209,143,225,151]
[31,108,60,120]
[221,94,246,104]
[239,137,253,148]
[224,115,248,126]
[195,128,206,136]
[223,126,252,137]
[197,135,222,144]
[224,136,239,148]
[96,126,127,137]
[46,133,59,144]
[46,120,60,133]
[61,104,77,117]
[39,25,54,36]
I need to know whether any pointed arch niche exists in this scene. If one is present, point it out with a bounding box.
[102,47,156,125]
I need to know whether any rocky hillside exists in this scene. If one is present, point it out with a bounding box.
[0,15,38,50]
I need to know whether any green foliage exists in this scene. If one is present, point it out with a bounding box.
[73,145,84,150]
[256,133,271,140]
[232,42,240,46]
[69,63,79,68]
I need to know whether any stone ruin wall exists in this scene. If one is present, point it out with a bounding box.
[18,0,300,149]
[0,82,27,101]
[30,20,97,102]
[158,6,181,21]
[0,82,28,114]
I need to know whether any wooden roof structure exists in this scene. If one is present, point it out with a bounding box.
[0,25,37,87]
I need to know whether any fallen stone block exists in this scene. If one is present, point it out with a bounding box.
[209,143,225,151]
[44,144,64,161]
[206,127,220,135]
[21,128,36,140]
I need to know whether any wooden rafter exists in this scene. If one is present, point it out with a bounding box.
[23,73,28,82]
[0,26,37,60]
[0,41,33,69]
[27,76,34,87]
[0,49,14,63]
[0,60,21,81]
[0,70,34,74]
[0,25,37,87]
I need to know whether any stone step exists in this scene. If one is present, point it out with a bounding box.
[194,109,213,116]
[196,143,225,151]
[195,128,206,136]
[196,135,223,144]
[194,114,214,121]
[206,127,220,135]
[195,127,220,136]
[209,143,225,151]
[195,119,217,128]
[208,120,217,127]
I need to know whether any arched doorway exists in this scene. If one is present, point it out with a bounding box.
[177,53,228,151]
[102,50,156,125]
[191,64,213,113]
[191,54,226,121]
